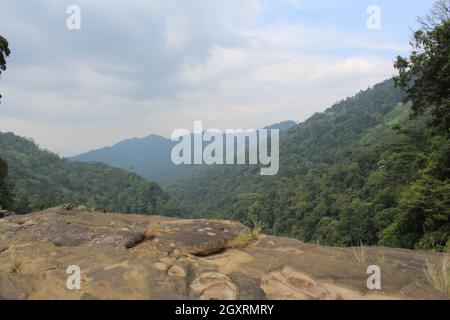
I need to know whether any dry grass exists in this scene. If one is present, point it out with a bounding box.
[377,252,388,266]
[227,226,262,249]
[352,241,367,264]
[145,222,161,240]
[9,255,23,274]
[424,241,450,296]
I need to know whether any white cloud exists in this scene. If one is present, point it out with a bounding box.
[177,46,250,84]
[0,0,406,155]
[165,15,190,49]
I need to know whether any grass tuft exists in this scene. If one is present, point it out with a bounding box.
[424,241,450,296]
[145,222,161,240]
[227,224,262,249]
[352,241,367,264]
[9,255,23,274]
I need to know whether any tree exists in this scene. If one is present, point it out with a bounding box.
[0,35,11,103]
[0,36,11,209]
[394,2,450,133]
[418,0,450,31]
[0,158,12,210]
[390,2,450,250]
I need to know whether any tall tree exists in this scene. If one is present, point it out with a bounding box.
[0,35,11,103]
[0,159,12,210]
[394,1,450,133]
[418,0,450,31]
[390,1,450,249]
[0,36,11,209]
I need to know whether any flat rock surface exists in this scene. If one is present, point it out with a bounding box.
[0,207,448,300]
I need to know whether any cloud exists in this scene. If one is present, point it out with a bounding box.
[0,0,416,155]
[165,15,190,49]
[178,46,250,84]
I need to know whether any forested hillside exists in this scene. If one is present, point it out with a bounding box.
[0,132,181,215]
[72,134,176,186]
[72,121,296,187]
[169,79,449,250]
[0,158,12,210]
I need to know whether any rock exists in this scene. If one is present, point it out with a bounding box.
[168,264,189,278]
[189,272,238,300]
[0,277,28,300]
[159,257,175,266]
[0,208,447,300]
[0,210,13,219]
[153,262,169,272]
[58,203,74,211]
[260,266,392,300]
[80,293,99,300]
[230,273,265,300]
[20,219,145,248]
[153,220,250,256]
[261,266,323,300]
[171,249,182,259]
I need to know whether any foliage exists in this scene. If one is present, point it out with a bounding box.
[0,36,12,209]
[169,79,449,250]
[0,35,11,103]
[0,158,13,210]
[424,240,450,295]
[394,14,450,133]
[0,132,181,215]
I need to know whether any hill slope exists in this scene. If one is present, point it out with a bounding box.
[168,79,449,249]
[0,132,180,215]
[72,121,297,187]
[71,134,175,185]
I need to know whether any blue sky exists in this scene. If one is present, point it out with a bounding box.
[0,0,435,155]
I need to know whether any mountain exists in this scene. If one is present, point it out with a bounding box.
[168,79,449,250]
[0,132,180,215]
[264,120,297,131]
[71,121,297,187]
[72,134,175,185]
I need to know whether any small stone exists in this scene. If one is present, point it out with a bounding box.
[171,249,182,259]
[168,265,187,278]
[190,272,238,300]
[153,262,169,272]
[207,232,217,236]
[159,257,175,266]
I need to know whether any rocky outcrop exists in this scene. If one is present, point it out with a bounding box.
[0,207,448,300]
[0,210,12,219]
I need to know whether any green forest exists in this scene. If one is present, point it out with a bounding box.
[169,16,450,251]
[0,132,181,215]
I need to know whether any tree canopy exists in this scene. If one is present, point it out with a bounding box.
[0,36,11,209]
[0,132,181,216]
[0,35,10,103]
[394,2,450,133]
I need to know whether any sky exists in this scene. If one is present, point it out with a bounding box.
[0,0,435,156]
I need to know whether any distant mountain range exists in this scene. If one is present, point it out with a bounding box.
[71,120,297,186]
